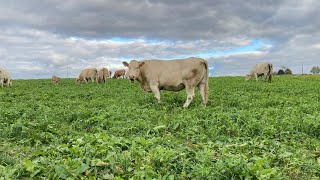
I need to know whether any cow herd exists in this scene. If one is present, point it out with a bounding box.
[1,58,273,107]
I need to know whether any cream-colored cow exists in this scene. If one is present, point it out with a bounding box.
[76,68,98,84]
[96,68,110,83]
[245,62,273,82]
[123,57,209,107]
[0,68,12,88]
[52,75,61,85]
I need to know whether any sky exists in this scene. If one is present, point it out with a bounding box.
[0,0,320,79]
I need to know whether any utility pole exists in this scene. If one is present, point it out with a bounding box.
[67,65,69,78]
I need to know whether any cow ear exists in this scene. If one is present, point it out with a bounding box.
[122,61,129,67]
[138,62,145,68]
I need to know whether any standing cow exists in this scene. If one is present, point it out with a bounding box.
[52,75,61,85]
[0,68,12,88]
[96,68,110,83]
[245,62,273,82]
[76,68,98,84]
[122,57,209,107]
[112,69,126,79]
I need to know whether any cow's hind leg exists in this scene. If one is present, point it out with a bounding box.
[183,86,195,108]
[198,83,207,106]
[150,85,161,103]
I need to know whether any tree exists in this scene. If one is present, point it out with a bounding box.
[310,66,320,74]
[284,68,292,75]
[278,66,293,75]
[278,69,285,75]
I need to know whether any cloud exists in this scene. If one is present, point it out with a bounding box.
[0,1,319,78]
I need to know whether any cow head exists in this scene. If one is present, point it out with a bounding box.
[75,78,81,84]
[245,74,252,81]
[122,60,145,82]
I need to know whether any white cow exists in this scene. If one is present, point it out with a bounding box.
[0,68,12,88]
[123,57,209,107]
[245,62,273,82]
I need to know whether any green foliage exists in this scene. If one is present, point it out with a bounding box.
[278,66,293,75]
[0,76,320,179]
[310,66,320,74]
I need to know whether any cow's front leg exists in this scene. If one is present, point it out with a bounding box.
[150,84,161,103]
[255,73,258,81]
[183,86,195,108]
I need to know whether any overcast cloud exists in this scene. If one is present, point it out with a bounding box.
[0,0,319,79]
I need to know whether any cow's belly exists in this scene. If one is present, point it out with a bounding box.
[161,83,185,91]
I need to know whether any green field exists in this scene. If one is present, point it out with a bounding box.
[0,76,320,179]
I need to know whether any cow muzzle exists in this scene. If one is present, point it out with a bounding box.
[129,75,135,82]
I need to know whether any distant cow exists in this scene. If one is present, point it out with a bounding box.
[109,71,112,78]
[96,68,110,83]
[0,68,12,88]
[112,69,126,79]
[52,75,61,85]
[245,62,273,82]
[122,57,209,107]
[76,68,98,84]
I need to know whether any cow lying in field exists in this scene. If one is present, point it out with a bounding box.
[245,62,273,82]
[0,68,12,88]
[122,57,209,107]
[76,68,97,84]
[52,75,61,85]
[112,69,126,79]
[96,68,110,83]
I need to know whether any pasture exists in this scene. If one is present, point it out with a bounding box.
[0,76,319,179]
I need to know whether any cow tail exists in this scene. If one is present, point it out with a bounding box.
[202,59,209,104]
[268,63,273,82]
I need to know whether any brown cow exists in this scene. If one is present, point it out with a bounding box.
[51,75,61,85]
[0,68,12,88]
[96,68,110,83]
[112,69,126,79]
[245,62,273,82]
[76,68,98,84]
[122,57,209,107]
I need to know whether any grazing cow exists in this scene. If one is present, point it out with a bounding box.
[245,62,273,82]
[51,75,61,85]
[122,57,209,107]
[96,68,110,83]
[112,69,126,79]
[0,68,12,88]
[76,68,98,84]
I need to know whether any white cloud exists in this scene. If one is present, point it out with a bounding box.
[0,1,320,78]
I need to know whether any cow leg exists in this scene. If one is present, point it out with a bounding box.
[268,74,272,82]
[183,86,195,108]
[198,83,207,106]
[255,73,258,81]
[0,79,3,88]
[150,85,161,103]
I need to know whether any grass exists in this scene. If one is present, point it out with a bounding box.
[0,75,320,179]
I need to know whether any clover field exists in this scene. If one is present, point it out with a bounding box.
[0,76,320,179]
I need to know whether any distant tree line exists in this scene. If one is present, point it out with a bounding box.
[274,66,292,75]
[271,65,320,75]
